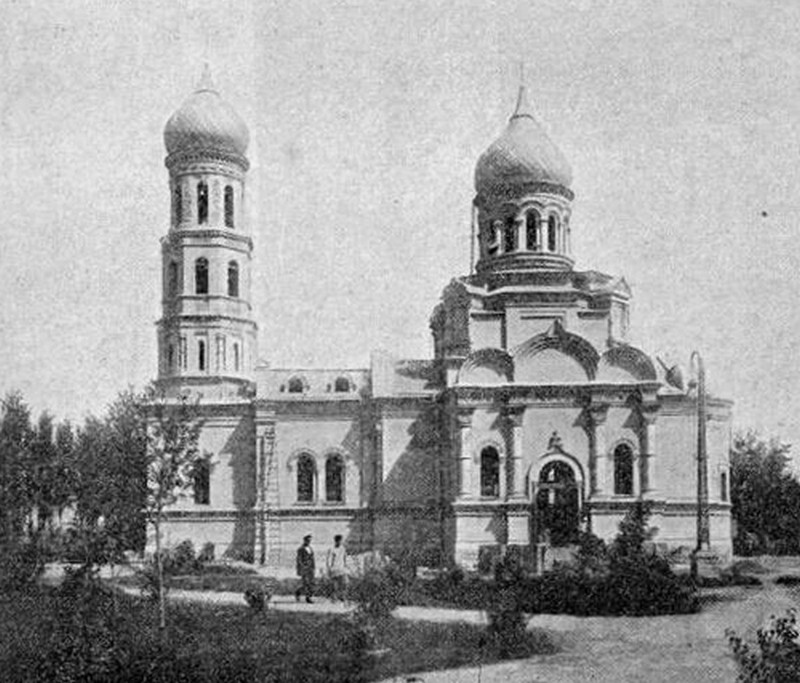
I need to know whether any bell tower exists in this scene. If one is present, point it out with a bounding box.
[156,66,257,399]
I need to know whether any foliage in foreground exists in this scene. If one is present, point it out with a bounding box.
[0,579,556,683]
[728,609,800,682]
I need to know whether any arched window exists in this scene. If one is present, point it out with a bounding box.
[233,342,240,372]
[325,454,344,502]
[197,181,208,224]
[227,261,239,297]
[198,339,206,372]
[287,376,304,393]
[334,377,350,393]
[547,215,558,252]
[503,216,516,253]
[613,444,634,495]
[480,447,500,498]
[224,185,234,228]
[297,454,315,502]
[526,211,539,251]
[195,258,208,295]
[193,459,210,505]
[174,184,183,225]
[168,261,178,297]
[720,471,728,502]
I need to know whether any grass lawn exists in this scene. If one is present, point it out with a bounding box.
[0,586,557,683]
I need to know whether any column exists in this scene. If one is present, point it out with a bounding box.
[504,406,525,499]
[586,404,609,496]
[255,424,275,565]
[639,405,659,497]
[456,409,474,499]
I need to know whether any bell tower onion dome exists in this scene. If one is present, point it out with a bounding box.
[163,64,249,165]
[473,85,575,275]
[474,85,572,195]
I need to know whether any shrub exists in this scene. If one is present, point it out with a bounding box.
[0,539,44,590]
[775,574,800,587]
[170,539,198,574]
[223,545,255,564]
[348,563,408,623]
[243,585,269,612]
[728,609,800,682]
[485,587,528,657]
[198,542,215,564]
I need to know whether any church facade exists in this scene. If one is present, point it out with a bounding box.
[154,69,733,571]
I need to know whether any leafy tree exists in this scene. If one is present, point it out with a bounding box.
[730,431,800,555]
[72,389,149,559]
[0,392,34,549]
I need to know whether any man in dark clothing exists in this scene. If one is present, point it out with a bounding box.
[295,534,315,603]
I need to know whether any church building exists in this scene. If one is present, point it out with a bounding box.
[154,69,733,571]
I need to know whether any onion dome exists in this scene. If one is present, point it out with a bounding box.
[475,85,572,195]
[164,65,249,159]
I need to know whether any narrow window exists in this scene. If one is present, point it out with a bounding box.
[168,261,178,297]
[334,377,350,393]
[194,459,210,505]
[179,337,187,370]
[233,342,240,372]
[486,221,500,257]
[503,216,516,253]
[721,471,728,502]
[224,185,234,228]
[198,339,206,372]
[297,454,315,502]
[227,261,239,297]
[167,344,175,371]
[174,184,183,225]
[526,211,539,250]
[547,215,557,252]
[195,258,208,295]
[287,376,304,393]
[613,444,634,495]
[216,335,226,371]
[480,447,500,498]
[325,455,344,502]
[197,182,208,224]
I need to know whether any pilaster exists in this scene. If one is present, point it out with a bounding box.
[584,403,609,497]
[456,408,474,499]
[639,403,660,498]
[503,405,526,500]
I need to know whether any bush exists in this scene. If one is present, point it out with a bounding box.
[348,563,408,623]
[774,574,800,587]
[0,539,44,590]
[728,609,800,682]
[243,585,269,612]
[485,587,528,657]
[197,542,215,564]
[170,540,198,574]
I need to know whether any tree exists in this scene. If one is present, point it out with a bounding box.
[72,389,149,559]
[0,392,34,549]
[144,388,202,632]
[730,431,800,555]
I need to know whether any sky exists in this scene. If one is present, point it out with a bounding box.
[1,1,799,452]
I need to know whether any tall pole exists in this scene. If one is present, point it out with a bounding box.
[691,351,710,552]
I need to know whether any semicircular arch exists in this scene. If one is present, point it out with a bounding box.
[457,348,514,386]
[596,345,657,383]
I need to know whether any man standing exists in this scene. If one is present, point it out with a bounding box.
[295,534,315,603]
[326,534,347,601]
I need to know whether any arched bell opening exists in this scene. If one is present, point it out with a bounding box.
[531,459,583,547]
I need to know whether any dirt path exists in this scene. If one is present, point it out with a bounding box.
[400,584,797,683]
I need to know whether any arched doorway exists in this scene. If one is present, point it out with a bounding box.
[533,460,581,547]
